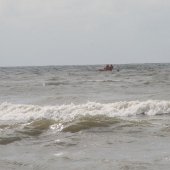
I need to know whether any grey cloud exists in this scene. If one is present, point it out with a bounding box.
[0,0,170,66]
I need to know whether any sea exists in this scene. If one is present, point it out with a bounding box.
[0,63,170,170]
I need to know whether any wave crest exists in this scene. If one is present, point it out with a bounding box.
[0,100,170,123]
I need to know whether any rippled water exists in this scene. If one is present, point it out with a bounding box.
[0,63,170,170]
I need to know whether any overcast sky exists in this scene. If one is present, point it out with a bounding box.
[0,0,170,66]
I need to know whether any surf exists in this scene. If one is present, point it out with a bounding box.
[0,100,170,123]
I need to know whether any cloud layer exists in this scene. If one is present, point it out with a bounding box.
[0,0,170,66]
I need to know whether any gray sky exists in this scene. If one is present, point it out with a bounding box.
[0,0,170,66]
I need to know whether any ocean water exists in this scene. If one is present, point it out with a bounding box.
[0,63,170,170]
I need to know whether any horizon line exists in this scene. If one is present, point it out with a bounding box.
[0,62,169,68]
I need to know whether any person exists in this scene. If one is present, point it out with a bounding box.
[104,64,110,71]
[98,64,113,71]
[105,64,113,71]
[109,64,113,71]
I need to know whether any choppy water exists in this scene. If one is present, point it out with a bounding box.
[1,63,170,170]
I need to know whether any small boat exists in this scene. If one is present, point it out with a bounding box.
[98,65,113,71]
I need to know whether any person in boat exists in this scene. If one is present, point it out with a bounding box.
[99,64,113,71]
[109,64,113,71]
[105,64,113,71]
[104,64,110,71]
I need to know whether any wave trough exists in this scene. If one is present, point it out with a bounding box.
[0,100,170,144]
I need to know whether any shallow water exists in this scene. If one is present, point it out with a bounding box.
[0,63,170,169]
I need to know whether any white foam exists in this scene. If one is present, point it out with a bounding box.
[0,100,170,123]
[54,152,64,157]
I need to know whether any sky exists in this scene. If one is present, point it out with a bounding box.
[0,0,170,66]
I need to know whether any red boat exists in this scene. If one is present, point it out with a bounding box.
[98,65,113,71]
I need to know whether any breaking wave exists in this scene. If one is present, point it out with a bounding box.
[0,100,170,123]
[0,100,170,144]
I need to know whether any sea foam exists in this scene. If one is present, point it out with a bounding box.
[0,100,170,123]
